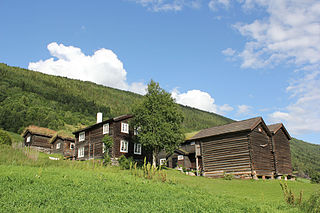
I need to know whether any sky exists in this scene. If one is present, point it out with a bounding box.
[1,0,320,144]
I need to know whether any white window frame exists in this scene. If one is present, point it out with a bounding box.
[56,143,61,149]
[79,132,85,142]
[178,155,184,160]
[103,123,109,135]
[120,140,128,153]
[78,146,84,158]
[121,123,129,134]
[70,143,75,149]
[134,143,141,155]
[160,158,166,166]
[26,136,31,143]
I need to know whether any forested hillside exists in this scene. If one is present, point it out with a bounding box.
[290,138,320,177]
[1,63,319,178]
[0,63,232,134]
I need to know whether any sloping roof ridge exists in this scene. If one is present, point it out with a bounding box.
[268,123,291,140]
[23,125,57,137]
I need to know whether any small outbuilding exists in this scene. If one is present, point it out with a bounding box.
[22,126,56,152]
[50,133,75,159]
[184,117,275,179]
[268,123,293,178]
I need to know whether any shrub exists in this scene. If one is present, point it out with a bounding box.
[118,155,134,169]
[223,173,234,180]
[311,172,320,184]
[102,135,113,165]
[279,181,303,206]
[0,130,12,146]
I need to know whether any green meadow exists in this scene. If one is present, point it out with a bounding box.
[1,145,319,212]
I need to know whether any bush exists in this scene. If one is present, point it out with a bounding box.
[118,155,134,169]
[311,172,320,184]
[0,130,12,146]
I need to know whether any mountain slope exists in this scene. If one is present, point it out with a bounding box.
[0,63,233,133]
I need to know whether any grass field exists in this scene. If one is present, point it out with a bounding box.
[0,145,319,212]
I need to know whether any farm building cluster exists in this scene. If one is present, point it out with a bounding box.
[23,113,293,179]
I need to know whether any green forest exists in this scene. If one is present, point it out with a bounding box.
[0,63,319,178]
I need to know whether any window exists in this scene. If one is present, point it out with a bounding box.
[160,158,166,166]
[121,123,129,134]
[178,155,184,160]
[56,143,61,149]
[103,123,109,135]
[26,136,31,143]
[134,143,141,155]
[120,140,128,153]
[79,132,85,142]
[78,146,84,157]
[70,143,75,149]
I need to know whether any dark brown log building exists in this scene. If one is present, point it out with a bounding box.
[268,123,292,178]
[73,114,147,161]
[50,134,75,158]
[23,126,57,152]
[176,117,284,179]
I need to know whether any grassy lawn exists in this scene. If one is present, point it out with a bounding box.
[0,145,319,212]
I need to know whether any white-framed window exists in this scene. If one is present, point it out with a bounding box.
[160,158,166,166]
[70,143,75,149]
[134,143,141,155]
[79,132,85,142]
[178,155,184,160]
[121,123,129,134]
[103,123,109,135]
[120,140,128,153]
[26,136,31,143]
[78,146,84,158]
[56,143,61,149]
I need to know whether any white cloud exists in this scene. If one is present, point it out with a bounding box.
[234,0,320,68]
[171,89,234,114]
[28,42,146,95]
[236,104,252,116]
[222,47,236,56]
[270,71,320,135]
[208,0,230,11]
[132,0,201,12]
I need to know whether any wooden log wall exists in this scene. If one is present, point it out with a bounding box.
[201,132,252,177]
[249,124,274,176]
[32,134,52,149]
[273,128,292,175]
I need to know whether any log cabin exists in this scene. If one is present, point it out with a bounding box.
[50,134,75,159]
[23,125,56,152]
[268,123,293,178]
[73,113,147,161]
[180,117,276,179]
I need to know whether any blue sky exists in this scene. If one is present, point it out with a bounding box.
[1,0,320,144]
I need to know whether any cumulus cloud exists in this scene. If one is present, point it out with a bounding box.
[236,104,252,116]
[270,71,320,134]
[28,42,146,95]
[234,0,320,68]
[171,88,233,114]
[132,0,201,12]
[208,0,230,11]
[217,0,320,135]
[222,47,236,56]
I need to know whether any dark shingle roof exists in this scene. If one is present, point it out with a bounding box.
[189,117,265,140]
[268,123,291,140]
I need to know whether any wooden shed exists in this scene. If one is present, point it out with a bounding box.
[73,114,148,162]
[187,117,275,179]
[268,123,293,178]
[50,134,75,159]
[22,126,56,152]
